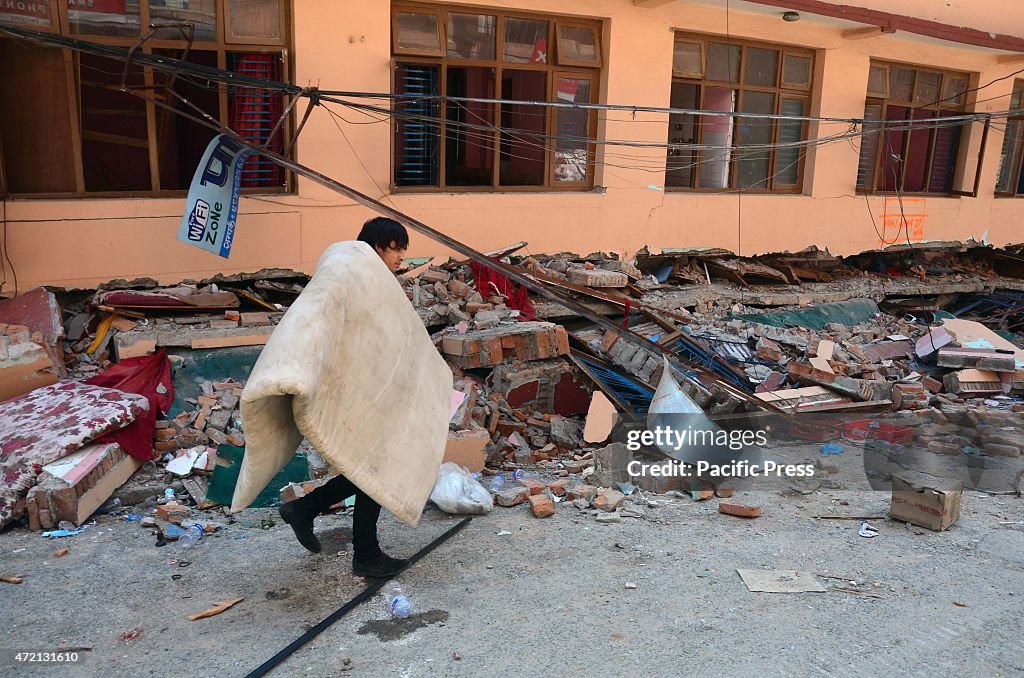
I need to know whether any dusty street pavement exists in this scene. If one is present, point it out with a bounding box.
[2,441,1023,678]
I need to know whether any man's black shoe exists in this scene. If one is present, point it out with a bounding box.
[352,552,409,578]
[279,500,322,554]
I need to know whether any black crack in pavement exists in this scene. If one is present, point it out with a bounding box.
[356,610,449,641]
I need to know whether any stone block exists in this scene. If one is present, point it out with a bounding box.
[590,442,633,487]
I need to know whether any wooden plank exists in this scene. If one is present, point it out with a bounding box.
[81,130,150,150]
[796,399,894,414]
[754,386,833,403]
[809,357,834,373]
[191,334,271,350]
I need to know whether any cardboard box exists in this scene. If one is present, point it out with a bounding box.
[889,471,962,531]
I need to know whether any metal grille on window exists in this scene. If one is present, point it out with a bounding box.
[228,53,285,188]
[395,64,441,187]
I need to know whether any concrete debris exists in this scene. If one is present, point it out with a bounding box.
[3,243,1024,546]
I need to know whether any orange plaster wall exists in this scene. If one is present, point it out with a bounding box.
[4,0,1024,290]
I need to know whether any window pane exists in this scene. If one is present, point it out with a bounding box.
[228,53,285,188]
[781,55,810,88]
[903,108,933,192]
[942,77,967,106]
[154,50,220,190]
[698,86,735,188]
[890,67,915,101]
[447,13,496,60]
[69,0,141,37]
[736,91,775,188]
[997,118,1024,193]
[706,43,740,82]
[558,25,598,63]
[666,82,699,188]
[913,71,941,106]
[230,0,282,40]
[394,64,440,187]
[0,42,75,192]
[445,67,495,186]
[503,17,548,63]
[553,77,591,183]
[857,103,882,190]
[673,41,702,77]
[1012,84,1023,110]
[0,2,53,27]
[928,111,960,193]
[775,98,804,186]
[395,11,441,52]
[80,53,150,191]
[152,0,217,42]
[499,70,546,185]
[743,47,778,86]
[867,65,888,96]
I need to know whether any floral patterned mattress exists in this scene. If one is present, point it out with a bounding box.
[0,381,149,528]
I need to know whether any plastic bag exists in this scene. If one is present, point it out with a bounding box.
[429,462,493,515]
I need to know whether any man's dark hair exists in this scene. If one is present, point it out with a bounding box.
[357,217,409,251]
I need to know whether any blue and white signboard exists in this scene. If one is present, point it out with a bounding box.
[177,134,255,258]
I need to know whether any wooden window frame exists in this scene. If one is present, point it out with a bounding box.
[548,70,598,189]
[391,6,446,57]
[856,59,970,196]
[672,39,704,78]
[554,20,601,68]
[780,51,812,90]
[0,0,60,33]
[665,33,815,194]
[391,3,601,192]
[224,0,288,46]
[995,80,1024,197]
[0,0,294,198]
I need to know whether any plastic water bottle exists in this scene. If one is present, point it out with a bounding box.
[98,497,122,513]
[383,580,412,619]
[178,524,204,548]
[489,474,506,492]
[164,488,176,500]
[512,470,529,481]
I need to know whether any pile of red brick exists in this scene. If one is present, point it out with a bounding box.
[155,379,246,455]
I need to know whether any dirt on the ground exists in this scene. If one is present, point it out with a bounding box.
[2,441,1023,678]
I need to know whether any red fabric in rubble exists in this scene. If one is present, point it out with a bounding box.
[470,260,536,320]
[85,349,174,460]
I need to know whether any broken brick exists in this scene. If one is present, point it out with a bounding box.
[495,487,529,507]
[546,478,571,496]
[567,268,628,288]
[927,440,961,456]
[591,489,625,512]
[565,484,598,501]
[718,502,761,518]
[982,443,1020,457]
[520,478,546,495]
[156,502,192,524]
[528,493,556,518]
[154,428,176,441]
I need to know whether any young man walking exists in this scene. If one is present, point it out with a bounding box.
[279,217,410,578]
